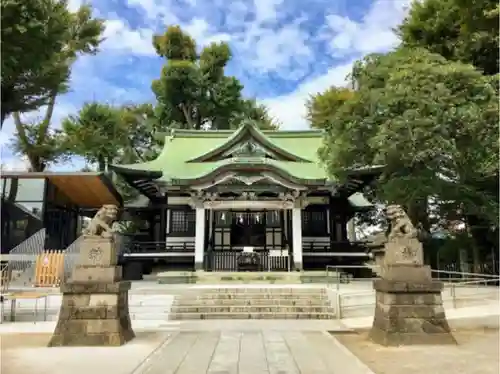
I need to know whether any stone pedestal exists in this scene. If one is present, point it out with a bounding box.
[369,264,456,346]
[48,236,135,347]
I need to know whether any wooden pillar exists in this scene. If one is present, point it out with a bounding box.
[159,194,168,243]
[292,207,302,270]
[329,194,335,251]
[204,209,210,248]
[194,204,205,270]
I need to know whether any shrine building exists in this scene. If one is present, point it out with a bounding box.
[110,121,382,276]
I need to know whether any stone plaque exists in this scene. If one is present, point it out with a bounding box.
[88,247,103,265]
[78,237,117,267]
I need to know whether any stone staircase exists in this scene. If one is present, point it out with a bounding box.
[169,287,335,320]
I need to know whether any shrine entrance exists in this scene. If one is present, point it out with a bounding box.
[230,211,266,247]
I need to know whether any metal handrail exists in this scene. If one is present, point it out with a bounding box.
[431,269,500,279]
[448,278,500,286]
[325,264,500,290]
[326,264,499,318]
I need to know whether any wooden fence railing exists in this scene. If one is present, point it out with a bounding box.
[34,250,65,287]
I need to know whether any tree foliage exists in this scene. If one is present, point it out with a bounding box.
[62,103,128,171]
[1,0,71,125]
[62,102,159,201]
[152,26,278,130]
[398,0,499,75]
[319,48,498,232]
[9,3,104,171]
[306,87,355,129]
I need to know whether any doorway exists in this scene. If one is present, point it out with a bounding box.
[230,211,266,247]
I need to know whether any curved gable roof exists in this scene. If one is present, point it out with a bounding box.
[186,120,313,163]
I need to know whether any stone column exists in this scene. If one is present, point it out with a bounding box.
[369,205,456,346]
[291,207,303,271]
[194,206,206,270]
[48,234,135,347]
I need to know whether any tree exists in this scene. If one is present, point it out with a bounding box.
[319,48,498,242]
[9,4,104,171]
[152,26,277,130]
[9,121,68,171]
[1,0,72,126]
[62,102,157,202]
[118,103,162,161]
[229,99,280,129]
[398,0,499,75]
[306,87,355,129]
[62,103,128,171]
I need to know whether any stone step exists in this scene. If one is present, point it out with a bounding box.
[194,279,303,284]
[173,298,331,306]
[187,288,327,293]
[184,293,328,300]
[169,312,336,320]
[170,305,334,313]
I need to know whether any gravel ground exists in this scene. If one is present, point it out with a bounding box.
[334,316,500,374]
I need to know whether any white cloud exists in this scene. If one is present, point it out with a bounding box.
[260,0,411,130]
[262,61,355,130]
[183,18,232,47]
[101,19,156,56]
[324,0,411,57]
[125,0,179,25]
[253,0,283,23]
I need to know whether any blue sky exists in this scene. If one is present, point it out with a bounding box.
[1,0,411,171]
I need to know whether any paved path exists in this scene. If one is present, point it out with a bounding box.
[136,330,374,374]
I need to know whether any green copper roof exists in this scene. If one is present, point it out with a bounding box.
[113,121,329,183]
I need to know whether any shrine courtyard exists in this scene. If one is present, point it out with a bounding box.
[1,295,498,374]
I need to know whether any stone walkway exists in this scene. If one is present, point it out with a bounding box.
[135,330,374,374]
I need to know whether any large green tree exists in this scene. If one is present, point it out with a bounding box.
[62,103,128,171]
[1,0,71,126]
[152,26,278,130]
[9,4,104,171]
[319,49,498,247]
[397,0,499,269]
[398,0,499,75]
[62,102,158,201]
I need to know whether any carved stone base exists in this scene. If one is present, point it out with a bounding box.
[48,282,135,347]
[369,276,457,346]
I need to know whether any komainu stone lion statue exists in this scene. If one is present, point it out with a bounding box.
[82,204,119,238]
[386,205,418,241]
[383,204,423,265]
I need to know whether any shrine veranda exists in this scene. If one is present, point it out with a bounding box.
[0,121,382,278]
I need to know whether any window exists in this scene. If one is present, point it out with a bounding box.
[302,206,328,236]
[169,209,196,236]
